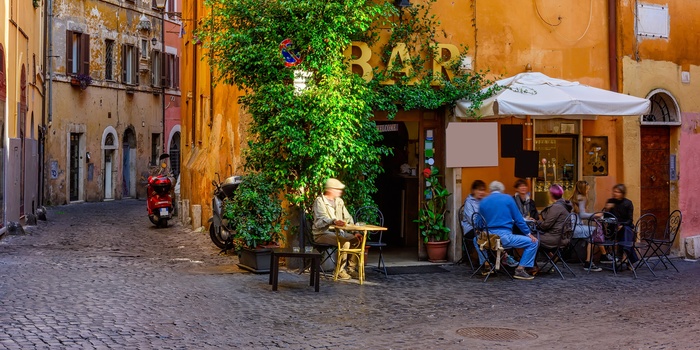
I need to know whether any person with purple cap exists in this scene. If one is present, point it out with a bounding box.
[536,184,574,249]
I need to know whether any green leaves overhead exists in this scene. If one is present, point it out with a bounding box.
[199,0,492,218]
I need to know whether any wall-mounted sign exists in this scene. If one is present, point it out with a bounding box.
[376,124,399,133]
[280,39,302,67]
[670,154,677,181]
[583,136,608,176]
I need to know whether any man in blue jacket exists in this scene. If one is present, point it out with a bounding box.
[479,181,539,280]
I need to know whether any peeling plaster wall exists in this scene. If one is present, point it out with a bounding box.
[46,0,170,205]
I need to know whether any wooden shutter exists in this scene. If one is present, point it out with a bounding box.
[134,47,140,85]
[66,30,74,75]
[174,56,179,89]
[160,52,166,87]
[165,54,171,88]
[150,49,157,86]
[80,34,90,75]
[121,45,127,83]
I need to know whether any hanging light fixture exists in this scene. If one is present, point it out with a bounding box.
[137,13,152,32]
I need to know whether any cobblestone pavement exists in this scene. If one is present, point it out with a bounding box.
[1,200,700,349]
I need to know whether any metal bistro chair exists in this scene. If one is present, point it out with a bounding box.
[354,206,387,277]
[587,212,625,276]
[563,213,587,265]
[455,204,476,271]
[536,212,577,279]
[469,212,513,282]
[303,215,337,275]
[631,213,658,277]
[643,210,682,272]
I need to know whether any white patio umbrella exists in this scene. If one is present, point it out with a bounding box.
[455,72,651,118]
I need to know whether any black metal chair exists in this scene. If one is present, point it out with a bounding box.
[354,206,387,277]
[562,213,587,264]
[536,212,577,279]
[631,213,658,277]
[455,204,476,271]
[644,210,682,272]
[469,212,513,282]
[303,215,337,275]
[587,211,626,276]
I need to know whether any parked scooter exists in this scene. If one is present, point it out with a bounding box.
[147,154,174,228]
[209,173,242,250]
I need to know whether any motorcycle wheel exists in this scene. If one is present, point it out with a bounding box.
[158,219,169,228]
[209,223,231,249]
[148,215,159,226]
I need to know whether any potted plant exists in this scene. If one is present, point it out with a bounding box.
[70,74,93,90]
[222,172,283,273]
[415,168,451,262]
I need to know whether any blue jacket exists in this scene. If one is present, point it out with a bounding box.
[479,191,531,235]
[461,195,480,234]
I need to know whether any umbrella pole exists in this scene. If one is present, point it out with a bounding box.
[525,115,534,190]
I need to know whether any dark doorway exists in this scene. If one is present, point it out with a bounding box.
[69,133,81,201]
[374,121,420,248]
[169,132,181,177]
[640,126,670,236]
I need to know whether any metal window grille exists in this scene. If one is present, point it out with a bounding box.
[105,40,114,80]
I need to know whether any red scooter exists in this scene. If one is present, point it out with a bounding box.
[147,154,174,228]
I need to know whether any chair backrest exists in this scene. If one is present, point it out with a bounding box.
[472,212,500,251]
[354,206,385,242]
[635,213,657,242]
[458,204,465,235]
[664,210,682,243]
[561,212,578,247]
[587,211,618,242]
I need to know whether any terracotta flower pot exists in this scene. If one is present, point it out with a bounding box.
[425,240,450,262]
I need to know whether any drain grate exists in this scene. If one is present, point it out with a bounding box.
[456,327,538,342]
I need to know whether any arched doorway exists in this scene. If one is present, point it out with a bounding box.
[102,127,118,200]
[640,89,680,233]
[122,127,137,198]
[19,65,27,215]
[168,131,181,177]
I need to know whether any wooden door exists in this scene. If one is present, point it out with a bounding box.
[640,126,670,236]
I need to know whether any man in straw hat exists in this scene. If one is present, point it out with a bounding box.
[313,178,361,279]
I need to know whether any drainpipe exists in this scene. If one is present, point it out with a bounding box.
[608,0,619,92]
[41,0,54,207]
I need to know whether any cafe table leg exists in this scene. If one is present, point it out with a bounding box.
[314,257,320,292]
[309,257,314,287]
[269,252,275,285]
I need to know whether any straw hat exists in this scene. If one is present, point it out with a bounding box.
[325,178,345,190]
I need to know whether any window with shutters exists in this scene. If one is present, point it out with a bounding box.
[164,53,180,89]
[105,40,114,80]
[121,44,140,85]
[141,39,148,59]
[66,30,90,76]
[151,50,164,87]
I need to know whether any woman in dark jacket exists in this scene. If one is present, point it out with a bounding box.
[537,184,573,249]
[604,183,637,263]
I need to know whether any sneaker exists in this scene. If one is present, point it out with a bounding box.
[513,269,535,280]
[583,262,603,272]
[504,255,519,267]
[600,254,615,264]
[337,270,351,280]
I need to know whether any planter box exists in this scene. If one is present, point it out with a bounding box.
[237,247,272,274]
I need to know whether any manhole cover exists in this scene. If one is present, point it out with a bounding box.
[456,327,538,342]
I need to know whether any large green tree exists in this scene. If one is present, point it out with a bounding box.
[201,0,492,217]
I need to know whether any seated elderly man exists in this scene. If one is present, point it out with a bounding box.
[479,181,539,280]
[312,178,362,280]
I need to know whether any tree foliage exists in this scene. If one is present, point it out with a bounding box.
[200,0,494,220]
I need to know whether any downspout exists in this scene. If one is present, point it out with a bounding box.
[608,0,618,92]
[40,0,53,207]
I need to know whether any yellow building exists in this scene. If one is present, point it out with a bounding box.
[180,0,692,260]
[44,0,181,205]
[1,0,45,230]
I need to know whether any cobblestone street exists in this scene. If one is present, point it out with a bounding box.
[1,200,699,349]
